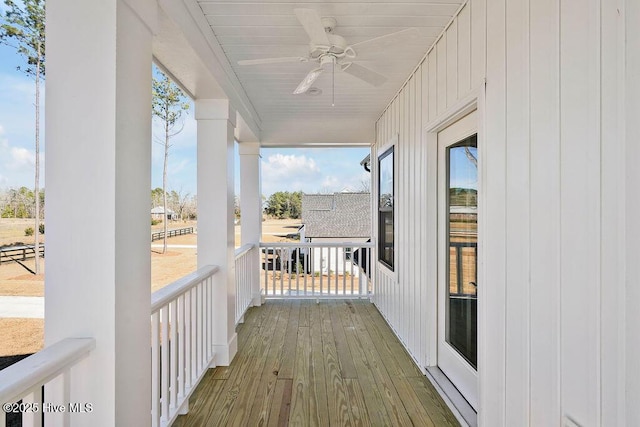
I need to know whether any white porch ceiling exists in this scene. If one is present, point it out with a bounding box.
[188,1,464,146]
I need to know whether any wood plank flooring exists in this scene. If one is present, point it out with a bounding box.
[174,300,460,427]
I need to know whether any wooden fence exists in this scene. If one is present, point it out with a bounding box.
[0,245,45,265]
[151,227,194,242]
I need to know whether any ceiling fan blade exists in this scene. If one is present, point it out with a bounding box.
[350,28,421,56]
[238,57,307,66]
[340,63,387,87]
[293,67,324,94]
[294,8,330,46]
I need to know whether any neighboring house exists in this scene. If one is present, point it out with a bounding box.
[299,192,371,276]
[150,206,176,221]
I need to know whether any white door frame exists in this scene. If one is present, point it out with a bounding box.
[437,110,479,409]
[422,85,486,410]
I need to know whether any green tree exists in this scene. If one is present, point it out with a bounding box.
[151,187,164,208]
[1,0,46,274]
[265,191,303,219]
[152,71,189,253]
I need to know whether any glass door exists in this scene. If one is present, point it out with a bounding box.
[437,111,478,410]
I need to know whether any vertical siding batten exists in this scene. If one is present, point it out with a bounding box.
[599,1,624,424]
[446,18,459,106]
[481,0,508,425]
[504,0,531,423]
[559,0,602,423]
[437,36,448,115]
[458,5,472,96]
[625,0,640,424]
[408,75,417,353]
[528,0,562,424]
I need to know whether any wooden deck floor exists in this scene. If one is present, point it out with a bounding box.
[174,300,459,426]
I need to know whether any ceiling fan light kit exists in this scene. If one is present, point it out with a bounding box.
[237,8,421,103]
[293,66,324,95]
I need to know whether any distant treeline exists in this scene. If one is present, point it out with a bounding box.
[0,187,44,219]
[0,187,199,220]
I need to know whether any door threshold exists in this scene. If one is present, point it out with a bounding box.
[425,366,477,427]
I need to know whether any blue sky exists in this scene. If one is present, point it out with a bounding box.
[0,39,370,198]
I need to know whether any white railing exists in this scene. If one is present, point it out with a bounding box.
[259,241,374,299]
[235,244,256,325]
[150,265,219,427]
[0,338,95,427]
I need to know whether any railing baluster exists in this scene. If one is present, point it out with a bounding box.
[303,248,308,296]
[295,248,300,296]
[208,276,213,363]
[21,387,42,427]
[319,247,323,296]
[151,311,160,427]
[178,294,185,400]
[161,306,169,422]
[263,248,268,297]
[272,247,276,296]
[191,286,197,385]
[185,289,192,390]
[310,247,315,295]
[170,299,178,412]
[198,282,203,372]
[279,246,284,296]
[287,248,293,296]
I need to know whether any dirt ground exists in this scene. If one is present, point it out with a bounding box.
[0,218,300,357]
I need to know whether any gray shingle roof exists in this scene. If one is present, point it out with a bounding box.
[302,192,371,238]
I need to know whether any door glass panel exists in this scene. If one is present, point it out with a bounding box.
[446,135,478,369]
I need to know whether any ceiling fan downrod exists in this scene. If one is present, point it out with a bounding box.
[332,59,335,107]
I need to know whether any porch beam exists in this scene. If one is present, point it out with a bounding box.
[45,0,156,425]
[196,99,238,365]
[238,142,263,306]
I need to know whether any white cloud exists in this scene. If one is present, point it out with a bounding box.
[0,122,43,190]
[9,146,35,169]
[320,175,340,191]
[261,154,323,196]
[262,154,319,177]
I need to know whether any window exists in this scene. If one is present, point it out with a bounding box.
[378,147,394,269]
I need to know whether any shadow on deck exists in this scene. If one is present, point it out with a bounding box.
[174,299,459,426]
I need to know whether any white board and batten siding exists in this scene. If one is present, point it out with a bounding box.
[372,0,639,426]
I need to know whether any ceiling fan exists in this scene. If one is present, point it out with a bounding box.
[237,9,420,100]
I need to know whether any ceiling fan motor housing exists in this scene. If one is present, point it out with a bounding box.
[309,34,348,58]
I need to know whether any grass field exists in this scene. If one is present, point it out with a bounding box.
[0,217,301,357]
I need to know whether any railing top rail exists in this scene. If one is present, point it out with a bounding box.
[0,338,95,404]
[151,265,219,312]
[234,243,256,259]
[259,241,375,249]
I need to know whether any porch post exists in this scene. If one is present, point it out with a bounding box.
[238,142,263,306]
[45,0,156,425]
[195,99,237,365]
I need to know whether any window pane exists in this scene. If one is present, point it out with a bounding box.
[379,149,393,209]
[446,135,478,369]
[378,148,394,269]
[379,211,394,268]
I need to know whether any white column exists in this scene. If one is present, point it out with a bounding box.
[196,99,237,365]
[238,142,263,306]
[45,0,155,426]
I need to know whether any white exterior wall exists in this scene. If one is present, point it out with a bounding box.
[304,238,369,277]
[372,0,638,425]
